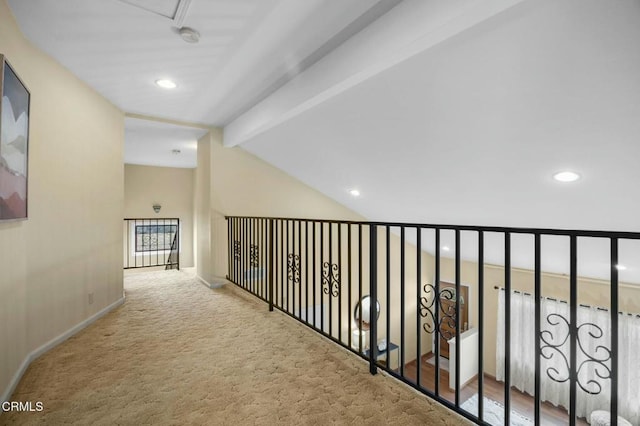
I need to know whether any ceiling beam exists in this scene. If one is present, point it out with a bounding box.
[172,0,192,28]
[223,0,525,147]
[125,112,215,131]
[221,0,404,127]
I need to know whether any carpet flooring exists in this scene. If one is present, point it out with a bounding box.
[3,270,470,425]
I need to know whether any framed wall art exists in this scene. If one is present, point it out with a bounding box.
[0,54,30,221]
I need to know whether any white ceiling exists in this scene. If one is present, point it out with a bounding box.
[124,117,207,168]
[7,0,640,284]
[8,0,395,168]
[238,0,640,283]
[241,0,640,232]
[7,0,391,126]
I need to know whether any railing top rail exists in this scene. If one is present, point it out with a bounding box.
[224,215,640,239]
[124,217,180,221]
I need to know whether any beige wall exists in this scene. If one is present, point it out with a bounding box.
[0,0,124,400]
[194,132,212,281]
[124,164,195,268]
[437,256,640,377]
[194,130,364,285]
[196,133,439,362]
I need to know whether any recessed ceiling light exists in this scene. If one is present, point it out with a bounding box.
[553,171,581,182]
[156,79,177,89]
[442,246,450,252]
[350,189,360,197]
[616,264,627,271]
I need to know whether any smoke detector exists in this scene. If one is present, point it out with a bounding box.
[178,27,200,43]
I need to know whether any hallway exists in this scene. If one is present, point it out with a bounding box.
[4,271,467,425]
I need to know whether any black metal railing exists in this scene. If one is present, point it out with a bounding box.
[226,216,640,426]
[165,231,179,270]
[124,218,180,270]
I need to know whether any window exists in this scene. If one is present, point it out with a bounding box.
[135,224,177,253]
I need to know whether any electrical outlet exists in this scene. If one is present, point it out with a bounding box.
[88,292,94,305]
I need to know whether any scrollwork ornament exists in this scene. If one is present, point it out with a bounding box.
[321,262,340,297]
[540,313,611,395]
[233,241,241,260]
[287,253,300,284]
[419,284,459,339]
[250,244,259,267]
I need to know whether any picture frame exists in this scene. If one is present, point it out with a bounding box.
[0,54,30,221]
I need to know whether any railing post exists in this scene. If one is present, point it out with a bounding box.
[569,235,577,426]
[226,217,230,281]
[369,224,378,375]
[177,218,180,270]
[534,233,541,425]
[269,219,274,312]
[504,232,511,425]
[610,237,619,424]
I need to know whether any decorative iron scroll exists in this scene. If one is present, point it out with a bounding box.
[419,284,457,339]
[540,314,611,395]
[233,241,241,260]
[250,244,259,267]
[321,262,340,297]
[287,254,300,284]
[576,322,612,394]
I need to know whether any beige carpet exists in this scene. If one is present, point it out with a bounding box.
[3,270,470,425]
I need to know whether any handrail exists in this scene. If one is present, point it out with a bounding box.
[225,215,635,426]
[124,217,180,221]
[165,230,180,270]
[223,215,640,239]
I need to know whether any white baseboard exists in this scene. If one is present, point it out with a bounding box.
[196,275,212,288]
[197,275,227,289]
[1,296,125,404]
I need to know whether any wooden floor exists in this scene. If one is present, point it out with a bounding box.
[400,354,588,426]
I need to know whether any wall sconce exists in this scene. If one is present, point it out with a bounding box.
[153,204,161,213]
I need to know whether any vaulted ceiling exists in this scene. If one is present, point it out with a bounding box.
[241,0,640,233]
[7,0,640,281]
[8,0,392,126]
[8,0,397,167]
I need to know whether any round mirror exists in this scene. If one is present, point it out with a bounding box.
[353,295,380,330]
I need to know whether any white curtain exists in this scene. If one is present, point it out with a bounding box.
[496,290,640,425]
